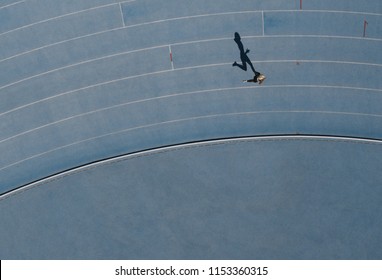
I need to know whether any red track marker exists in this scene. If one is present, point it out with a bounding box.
[363,20,368,37]
[169,45,174,70]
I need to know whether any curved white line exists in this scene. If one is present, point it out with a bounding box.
[1,110,382,172]
[3,33,381,65]
[4,8,382,36]
[1,8,382,63]
[2,134,382,200]
[0,3,121,37]
[1,84,382,145]
[0,68,172,118]
[1,60,382,117]
[1,32,382,92]
[1,60,382,119]
[0,0,25,10]
[0,45,168,91]
[3,8,379,37]
[0,85,257,144]
[268,9,382,16]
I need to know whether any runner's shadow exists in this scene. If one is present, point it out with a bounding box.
[232,32,256,73]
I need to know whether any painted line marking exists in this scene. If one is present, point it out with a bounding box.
[262,11,265,36]
[1,59,382,118]
[2,134,382,200]
[1,83,382,145]
[2,57,382,92]
[0,0,25,10]
[2,34,382,92]
[2,110,382,174]
[1,8,381,38]
[2,9,382,63]
[169,45,174,70]
[0,2,120,37]
[0,45,168,92]
[264,9,382,16]
[119,3,125,27]
[4,32,381,65]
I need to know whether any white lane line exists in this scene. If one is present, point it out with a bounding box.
[0,1,138,62]
[2,6,381,36]
[1,84,382,145]
[0,0,25,10]
[0,68,172,118]
[125,11,262,28]
[0,9,236,68]
[125,9,382,29]
[2,54,382,93]
[2,32,382,65]
[261,59,382,67]
[2,109,382,173]
[0,86,257,144]
[0,26,124,63]
[2,133,382,200]
[2,19,382,64]
[0,2,120,37]
[120,0,137,4]
[170,34,382,46]
[260,84,382,92]
[1,7,380,38]
[266,34,382,41]
[262,11,265,36]
[0,45,168,91]
[3,133,382,200]
[1,59,382,118]
[266,9,382,16]
[0,10,259,39]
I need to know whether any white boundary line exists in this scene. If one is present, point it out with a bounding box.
[267,9,382,16]
[2,8,380,37]
[0,10,260,38]
[125,11,262,29]
[1,57,382,94]
[1,83,382,145]
[0,14,382,63]
[2,34,382,92]
[1,59,382,119]
[0,28,126,64]
[0,45,168,91]
[2,110,382,174]
[1,32,381,65]
[0,2,120,37]
[0,68,172,117]
[0,0,25,10]
[0,86,257,144]
[2,134,382,200]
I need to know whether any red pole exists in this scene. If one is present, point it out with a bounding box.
[363,20,368,37]
[300,0,302,10]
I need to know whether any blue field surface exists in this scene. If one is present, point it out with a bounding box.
[0,0,381,259]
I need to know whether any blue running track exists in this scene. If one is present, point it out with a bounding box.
[0,0,381,259]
